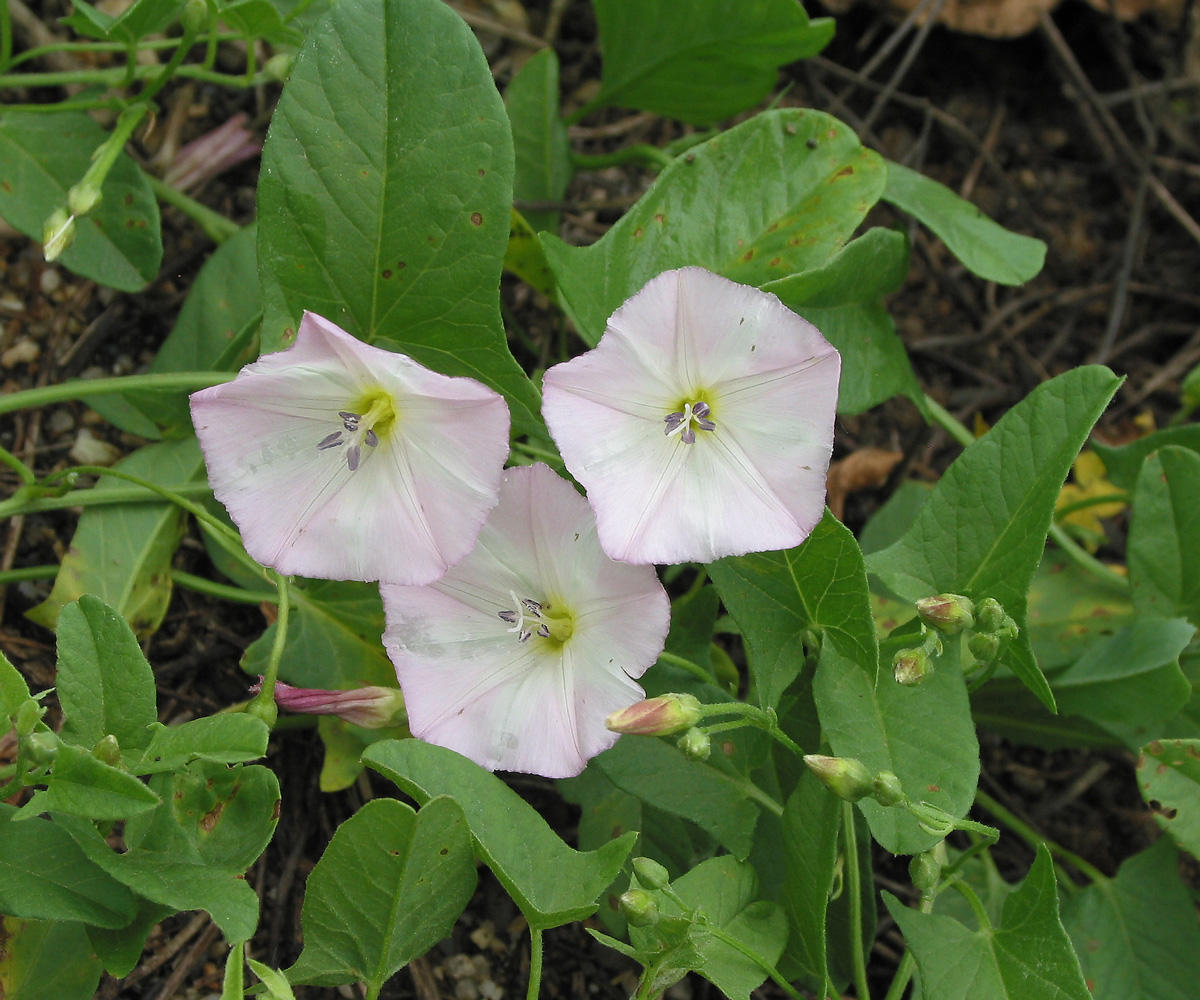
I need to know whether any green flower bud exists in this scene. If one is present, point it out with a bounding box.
[968,631,1001,663]
[872,770,905,807]
[67,180,103,217]
[893,646,932,686]
[632,857,670,890]
[607,693,702,736]
[263,53,294,82]
[676,727,711,761]
[42,209,76,262]
[915,593,975,634]
[24,730,60,765]
[92,734,121,767]
[804,754,874,802]
[975,597,1007,633]
[1182,362,1200,411]
[909,851,941,894]
[15,698,44,737]
[180,0,209,34]
[619,889,659,927]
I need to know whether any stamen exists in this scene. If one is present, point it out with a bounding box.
[317,431,343,450]
[365,429,379,448]
[498,610,518,624]
[664,400,716,444]
[346,445,362,472]
[324,395,397,472]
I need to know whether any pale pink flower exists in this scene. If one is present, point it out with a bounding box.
[381,463,670,778]
[252,678,406,729]
[164,113,261,192]
[542,267,841,564]
[190,312,510,585]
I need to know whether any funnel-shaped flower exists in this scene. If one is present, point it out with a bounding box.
[381,462,670,778]
[190,312,510,584]
[542,267,840,564]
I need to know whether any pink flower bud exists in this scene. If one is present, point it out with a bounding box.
[254,679,406,730]
[803,754,874,802]
[605,693,703,736]
[915,593,975,634]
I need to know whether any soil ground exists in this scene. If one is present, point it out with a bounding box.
[1,0,1199,997]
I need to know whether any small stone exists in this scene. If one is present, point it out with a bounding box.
[454,980,479,1000]
[70,428,122,466]
[469,921,495,950]
[48,409,74,436]
[39,269,61,295]
[0,293,24,312]
[1,338,39,368]
[445,954,474,980]
[479,980,503,1000]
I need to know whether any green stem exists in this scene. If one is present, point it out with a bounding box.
[922,393,1129,594]
[145,173,240,243]
[705,925,807,1000]
[0,0,12,75]
[8,34,241,70]
[511,440,564,466]
[0,445,35,485]
[843,802,872,1000]
[0,63,267,91]
[572,144,673,171]
[0,482,213,520]
[657,650,713,683]
[737,777,784,818]
[0,565,57,585]
[248,573,291,729]
[170,569,279,606]
[948,878,992,929]
[0,371,232,416]
[882,897,933,1000]
[974,789,1107,883]
[525,927,543,1000]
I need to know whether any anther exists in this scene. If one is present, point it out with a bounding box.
[664,401,716,444]
[317,431,343,450]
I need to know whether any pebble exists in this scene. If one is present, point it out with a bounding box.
[69,428,122,466]
[1,338,38,368]
[48,409,74,436]
[39,269,61,295]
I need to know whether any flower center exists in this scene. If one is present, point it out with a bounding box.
[497,590,575,646]
[314,388,398,472]
[664,399,716,445]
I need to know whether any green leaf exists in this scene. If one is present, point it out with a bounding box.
[0,918,104,1000]
[886,847,1090,1000]
[1137,737,1200,858]
[710,509,879,707]
[503,208,558,296]
[0,111,161,291]
[241,579,394,690]
[26,438,205,638]
[1128,447,1200,628]
[129,715,270,774]
[630,855,788,1000]
[62,0,186,43]
[589,0,833,124]
[87,899,171,978]
[506,48,571,235]
[778,772,841,984]
[15,744,160,821]
[52,595,157,755]
[219,0,303,45]
[256,0,540,433]
[1061,839,1200,1000]
[247,958,298,1000]
[0,647,31,718]
[166,762,282,872]
[363,739,636,930]
[0,806,136,928]
[1092,426,1200,490]
[593,735,761,860]
[542,109,886,345]
[813,645,979,855]
[867,366,1121,711]
[287,797,476,988]
[882,161,1046,285]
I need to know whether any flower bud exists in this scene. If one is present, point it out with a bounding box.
[23,730,59,765]
[67,179,103,217]
[263,53,294,82]
[968,632,1001,664]
[42,209,76,262]
[254,679,407,729]
[872,770,905,807]
[606,693,702,736]
[619,889,659,927]
[676,727,711,761]
[92,734,121,767]
[893,646,932,686]
[15,698,44,737]
[915,593,975,634]
[804,754,874,802]
[909,851,941,894]
[632,857,670,890]
[180,0,209,34]
[974,597,1007,633]
[908,801,955,838]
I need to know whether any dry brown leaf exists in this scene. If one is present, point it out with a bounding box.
[827,448,905,520]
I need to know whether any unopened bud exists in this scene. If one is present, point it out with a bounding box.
[67,180,102,217]
[1182,362,1200,410]
[908,801,955,838]
[24,729,59,765]
[872,770,905,807]
[253,679,407,729]
[975,598,1006,633]
[180,0,209,34]
[968,632,1001,663]
[42,209,76,261]
[263,53,294,82]
[619,889,659,927]
[15,698,44,736]
[92,734,121,767]
[606,693,702,736]
[632,857,670,890]
[893,647,932,686]
[676,727,711,761]
[909,851,941,894]
[804,754,874,802]
[915,593,975,634]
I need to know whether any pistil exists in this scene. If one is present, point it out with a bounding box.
[497,589,574,644]
[315,393,395,472]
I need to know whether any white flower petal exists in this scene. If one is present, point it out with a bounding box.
[542,267,840,564]
[190,311,509,584]
[383,464,668,777]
